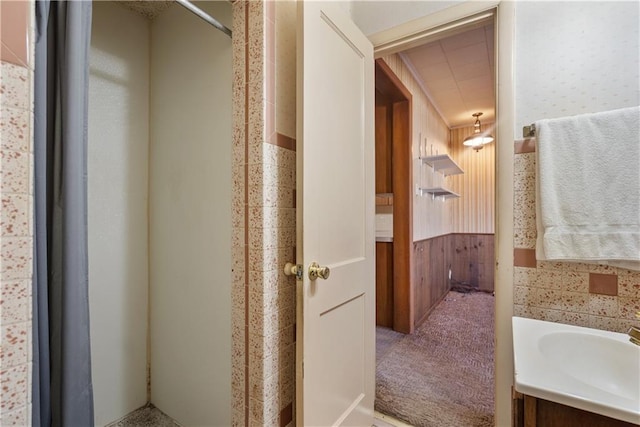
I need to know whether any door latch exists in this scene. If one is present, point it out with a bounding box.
[284,262,303,280]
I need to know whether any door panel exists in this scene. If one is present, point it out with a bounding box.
[312,295,366,426]
[297,2,375,426]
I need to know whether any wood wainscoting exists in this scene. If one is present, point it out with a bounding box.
[413,235,449,327]
[447,233,495,293]
[410,233,495,329]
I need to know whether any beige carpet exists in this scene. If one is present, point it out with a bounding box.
[375,291,495,427]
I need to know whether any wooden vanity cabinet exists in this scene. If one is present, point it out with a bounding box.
[513,390,638,427]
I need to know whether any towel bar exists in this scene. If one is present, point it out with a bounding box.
[523,124,536,137]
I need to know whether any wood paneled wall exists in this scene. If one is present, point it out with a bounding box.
[413,233,495,328]
[447,233,495,292]
[413,235,449,327]
[449,125,496,234]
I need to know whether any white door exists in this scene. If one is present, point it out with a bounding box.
[296,2,375,426]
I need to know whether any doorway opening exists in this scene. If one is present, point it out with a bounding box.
[373,9,497,427]
[375,59,412,334]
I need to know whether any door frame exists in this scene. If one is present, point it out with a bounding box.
[374,59,414,334]
[368,2,515,426]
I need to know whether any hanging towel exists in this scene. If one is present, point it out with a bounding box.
[535,106,640,271]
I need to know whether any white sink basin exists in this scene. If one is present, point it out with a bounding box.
[513,317,640,424]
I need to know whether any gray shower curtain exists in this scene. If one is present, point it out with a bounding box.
[33,1,94,426]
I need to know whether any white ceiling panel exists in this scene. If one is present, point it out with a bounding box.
[440,27,486,51]
[428,76,459,92]
[401,23,496,128]
[406,44,447,66]
[451,61,491,81]
[418,63,455,80]
[446,43,489,68]
[457,75,493,93]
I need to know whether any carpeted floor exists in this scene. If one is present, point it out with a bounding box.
[375,290,495,427]
[105,403,181,427]
[376,326,405,363]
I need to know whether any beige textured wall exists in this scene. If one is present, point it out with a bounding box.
[1,0,34,424]
[88,4,150,424]
[380,54,452,242]
[449,124,495,234]
[149,2,232,425]
[514,1,639,137]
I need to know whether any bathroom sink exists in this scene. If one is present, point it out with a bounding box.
[513,317,640,424]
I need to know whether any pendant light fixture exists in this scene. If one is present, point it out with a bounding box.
[462,112,494,151]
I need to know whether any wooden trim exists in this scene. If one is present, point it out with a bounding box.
[413,232,496,243]
[375,58,413,101]
[375,57,413,334]
[392,100,413,334]
[375,105,392,192]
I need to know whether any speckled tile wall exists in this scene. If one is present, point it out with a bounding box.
[1,1,295,425]
[231,1,296,426]
[513,140,640,332]
[1,1,34,425]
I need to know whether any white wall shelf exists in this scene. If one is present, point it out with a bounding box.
[419,154,464,176]
[417,187,460,199]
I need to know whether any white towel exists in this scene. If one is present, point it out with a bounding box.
[535,106,640,271]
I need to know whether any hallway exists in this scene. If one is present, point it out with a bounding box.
[375,291,495,427]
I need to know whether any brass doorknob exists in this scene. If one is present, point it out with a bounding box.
[309,262,330,281]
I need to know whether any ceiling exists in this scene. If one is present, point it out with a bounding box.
[118,2,494,129]
[119,0,174,19]
[401,23,495,128]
